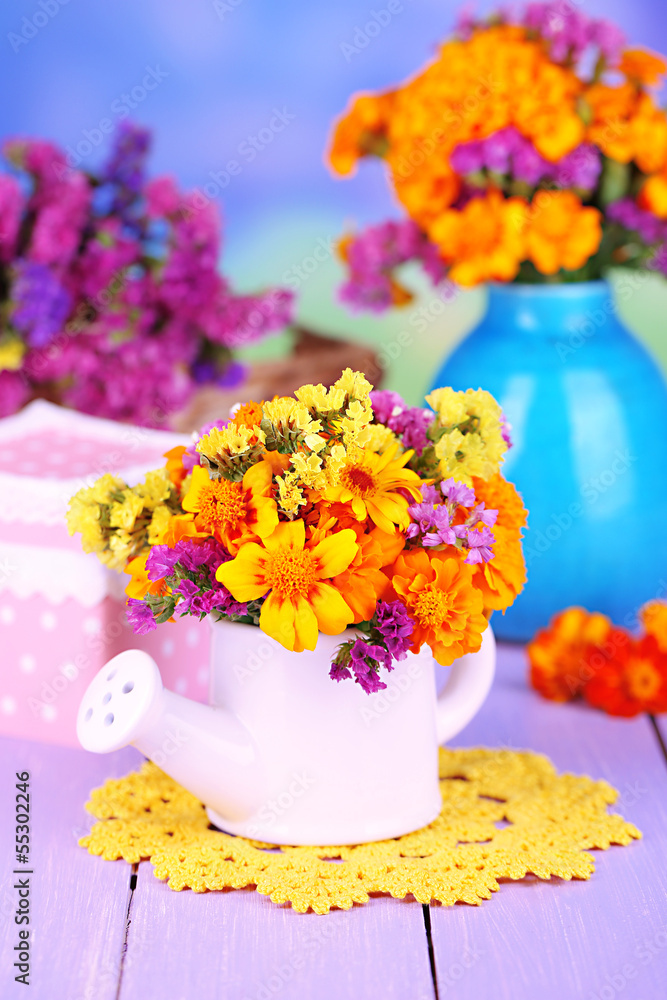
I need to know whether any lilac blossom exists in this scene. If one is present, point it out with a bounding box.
[407,479,498,564]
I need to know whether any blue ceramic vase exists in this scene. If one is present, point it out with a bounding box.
[431,281,667,641]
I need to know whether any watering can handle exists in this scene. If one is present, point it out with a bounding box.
[435,626,496,745]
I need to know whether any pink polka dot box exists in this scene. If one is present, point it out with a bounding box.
[0,401,210,746]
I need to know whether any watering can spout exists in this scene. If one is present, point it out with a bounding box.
[76,650,266,825]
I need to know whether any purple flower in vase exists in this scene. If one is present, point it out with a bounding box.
[145,544,181,582]
[553,145,602,192]
[464,524,496,565]
[126,598,157,635]
[374,600,414,660]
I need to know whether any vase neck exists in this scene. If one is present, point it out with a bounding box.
[485,282,614,334]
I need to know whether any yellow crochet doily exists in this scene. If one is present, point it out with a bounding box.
[80,748,641,915]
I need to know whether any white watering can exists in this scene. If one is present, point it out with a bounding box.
[77,619,496,845]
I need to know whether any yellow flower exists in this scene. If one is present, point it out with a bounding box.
[109,492,144,531]
[0,337,25,372]
[136,469,173,508]
[322,444,422,532]
[262,397,326,452]
[67,474,125,552]
[426,387,507,483]
[148,505,174,545]
[276,471,307,517]
[217,520,358,652]
[181,460,278,553]
[334,367,373,399]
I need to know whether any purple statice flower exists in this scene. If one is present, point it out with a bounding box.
[374,601,414,660]
[500,414,513,449]
[0,371,29,418]
[175,578,247,617]
[440,478,476,507]
[370,389,434,457]
[450,140,485,176]
[178,536,229,575]
[126,598,157,635]
[482,127,522,175]
[512,137,552,186]
[217,359,246,388]
[329,660,353,683]
[11,261,71,348]
[407,499,457,547]
[0,175,23,263]
[349,639,390,693]
[340,219,446,313]
[608,199,665,245]
[145,544,182,582]
[553,144,602,192]
[587,19,625,67]
[101,123,151,227]
[464,525,496,565]
[370,389,405,426]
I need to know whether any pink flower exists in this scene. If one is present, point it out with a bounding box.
[145,175,181,218]
[0,176,23,263]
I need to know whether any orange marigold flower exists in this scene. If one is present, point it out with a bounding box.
[619,48,667,86]
[231,401,263,430]
[163,445,188,489]
[389,549,487,665]
[640,601,667,653]
[469,474,527,612]
[328,92,394,176]
[181,461,278,554]
[332,532,391,623]
[639,172,667,220]
[125,553,169,600]
[525,191,602,276]
[583,633,667,717]
[216,520,357,652]
[428,191,528,287]
[528,607,614,702]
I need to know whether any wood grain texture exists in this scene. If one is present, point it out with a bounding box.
[119,872,435,1000]
[0,738,143,1000]
[429,643,667,1000]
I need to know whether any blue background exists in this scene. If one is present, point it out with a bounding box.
[2,0,667,403]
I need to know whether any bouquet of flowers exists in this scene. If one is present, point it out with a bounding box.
[67,369,527,693]
[328,3,667,305]
[529,604,667,717]
[0,123,293,424]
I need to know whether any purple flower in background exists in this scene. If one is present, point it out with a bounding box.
[450,140,485,176]
[587,19,626,66]
[554,145,602,191]
[101,123,151,226]
[126,598,157,635]
[512,139,551,186]
[608,199,665,245]
[0,176,23,263]
[340,219,446,313]
[0,371,29,418]
[11,261,71,348]
[374,601,414,660]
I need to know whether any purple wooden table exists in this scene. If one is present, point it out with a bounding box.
[2,643,666,1000]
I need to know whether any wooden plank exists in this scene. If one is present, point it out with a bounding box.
[0,738,143,1000]
[120,872,435,1000]
[429,643,667,1000]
